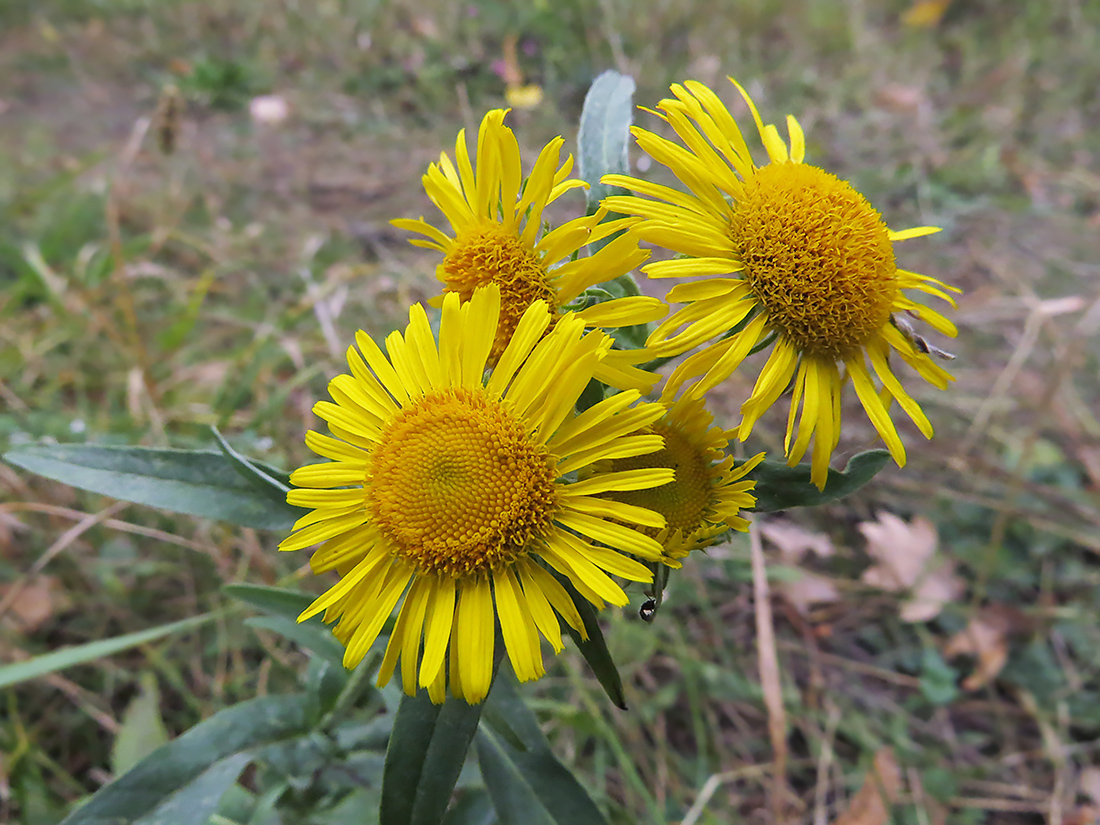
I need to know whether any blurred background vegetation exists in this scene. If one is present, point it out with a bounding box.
[2,0,1099,822]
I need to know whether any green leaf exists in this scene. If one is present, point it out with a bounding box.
[112,673,171,776]
[245,616,346,670]
[381,691,485,825]
[210,426,291,495]
[3,443,304,530]
[441,789,497,825]
[0,613,218,690]
[223,583,315,621]
[577,70,636,217]
[747,449,892,512]
[133,753,252,825]
[558,578,626,710]
[475,726,607,825]
[60,694,315,825]
[478,674,606,825]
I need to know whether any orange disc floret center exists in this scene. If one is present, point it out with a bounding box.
[368,386,558,577]
[440,222,557,363]
[603,423,712,535]
[731,162,898,360]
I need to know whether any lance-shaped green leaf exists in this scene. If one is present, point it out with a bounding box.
[477,678,607,825]
[60,694,315,825]
[0,613,218,690]
[478,674,606,825]
[3,443,304,530]
[381,690,485,825]
[210,426,292,494]
[558,578,627,710]
[577,70,636,218]
[225,584,348,671]
[223,583,315,620]
[746,449,891,512]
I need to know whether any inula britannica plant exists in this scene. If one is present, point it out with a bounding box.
[5,70,959,825]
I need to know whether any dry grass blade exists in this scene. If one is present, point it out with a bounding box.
[750,518,789,822]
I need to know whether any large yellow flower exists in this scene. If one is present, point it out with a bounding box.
[593,395,764,561]
[279,285,673,704]
[393,108,667,392]
[603,79,959,488]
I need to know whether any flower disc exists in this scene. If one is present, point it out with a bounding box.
[732,162,897,360]
[370,386,556,577]
[603,423,711,535]
[441,223,557,363]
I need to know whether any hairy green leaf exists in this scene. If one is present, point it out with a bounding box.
[3,443,302,530]
[223,583,315,619]
[558,578,627,710]
[381,691,485,825]
[476,705,607,825]
[60,694,315,825]
[747,449,891,512]
[577,70,636,217]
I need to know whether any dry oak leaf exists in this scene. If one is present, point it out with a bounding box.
[859,512,964,623]
[762,520,841,615]
[0,576,71,633]
[831,747,902,825]
[760,520,835,563]
[943,605,1025,690]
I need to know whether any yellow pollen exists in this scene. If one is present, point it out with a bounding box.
[368,387,558,577]
[731,162,897,359]
[602,423,711,535]
[441,222,557,363]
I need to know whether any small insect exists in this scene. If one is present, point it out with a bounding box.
[639,598,658,622]
[154,84,184,156]
[893,312,956,361]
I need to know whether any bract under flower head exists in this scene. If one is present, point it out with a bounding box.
[592,394,763,560]
[393,108,668,392]
[280,285,675,704]
[602,78,960,489]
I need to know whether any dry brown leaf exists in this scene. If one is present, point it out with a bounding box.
[761,520,835,563]
[780,572,842,615]
[831,748,902,825]
[1080,766,1100,806]
[0,576,71,632]
[943,605,1020,690]
[860,512,964,623]
[1069,767,1100,825]
[762,521,840,615]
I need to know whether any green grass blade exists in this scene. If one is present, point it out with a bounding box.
[0,613,219,690]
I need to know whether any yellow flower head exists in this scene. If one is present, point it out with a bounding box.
[603,78,960,489]
[592,395,764,560]
[280,285,674,704]
[393,108,668,392]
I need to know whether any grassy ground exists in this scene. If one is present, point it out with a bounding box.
[2,0,1100,822]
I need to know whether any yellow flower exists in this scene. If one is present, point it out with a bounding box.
[592,395,764,561]
[393,109,668,392]
[603,78,959,489]
[280,285,673,704]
